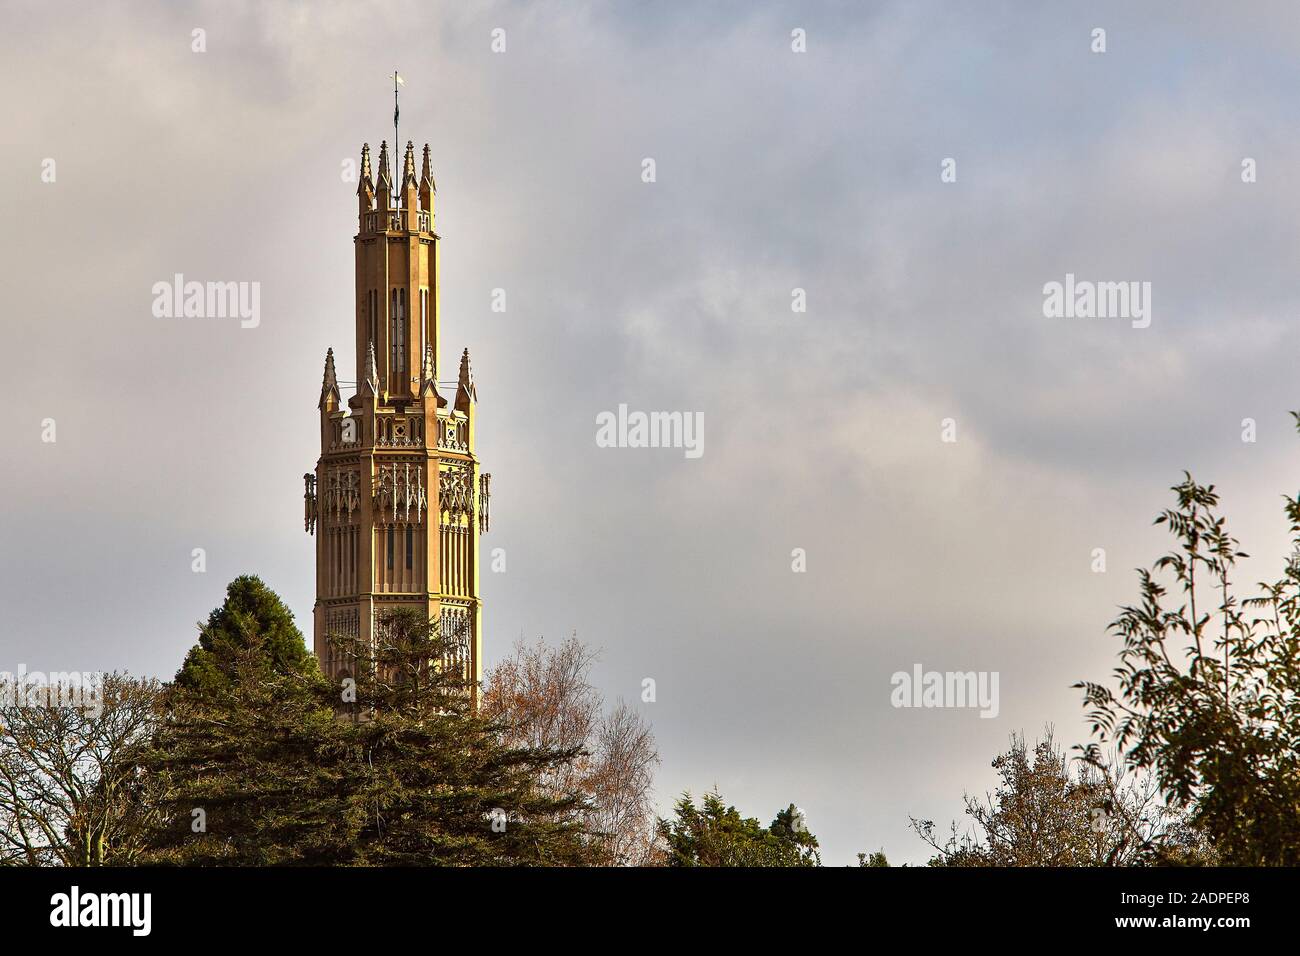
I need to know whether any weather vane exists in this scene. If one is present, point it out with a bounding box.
[392,70,404,206]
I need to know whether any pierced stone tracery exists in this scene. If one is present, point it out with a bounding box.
[322,469,360,522]
[440,605,472,675]
[439,466,472,518]
[374,462,427,524]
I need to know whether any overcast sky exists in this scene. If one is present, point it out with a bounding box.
[6,0,1300,865]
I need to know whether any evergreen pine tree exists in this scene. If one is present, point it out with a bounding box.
[174,574,316,693]
[142,586,595,865]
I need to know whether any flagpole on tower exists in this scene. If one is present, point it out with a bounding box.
[392,70,403,207]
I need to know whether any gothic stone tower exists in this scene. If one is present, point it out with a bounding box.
[304,139,490,698]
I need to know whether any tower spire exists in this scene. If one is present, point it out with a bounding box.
[401,140,419,220]
[376,141,393,211]
[357,144,375,219]
[315,118,488,706]
[419,144,435,214]
[318,348,340,410]
[362,339,379,396]
[357,144,373,195]
[456,347,477,411]
[403,141,417,189]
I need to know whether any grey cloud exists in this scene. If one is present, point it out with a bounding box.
[5,0,1300,863]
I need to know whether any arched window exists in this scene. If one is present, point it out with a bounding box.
[405,525,414,570]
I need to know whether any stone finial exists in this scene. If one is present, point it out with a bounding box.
[455,347,477,409]
[420,144,435,191]
[403,141,418,189]
[318,347,340,409]
[376,141,392,189]
[362,339,379,395]
[358,144,373,192]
